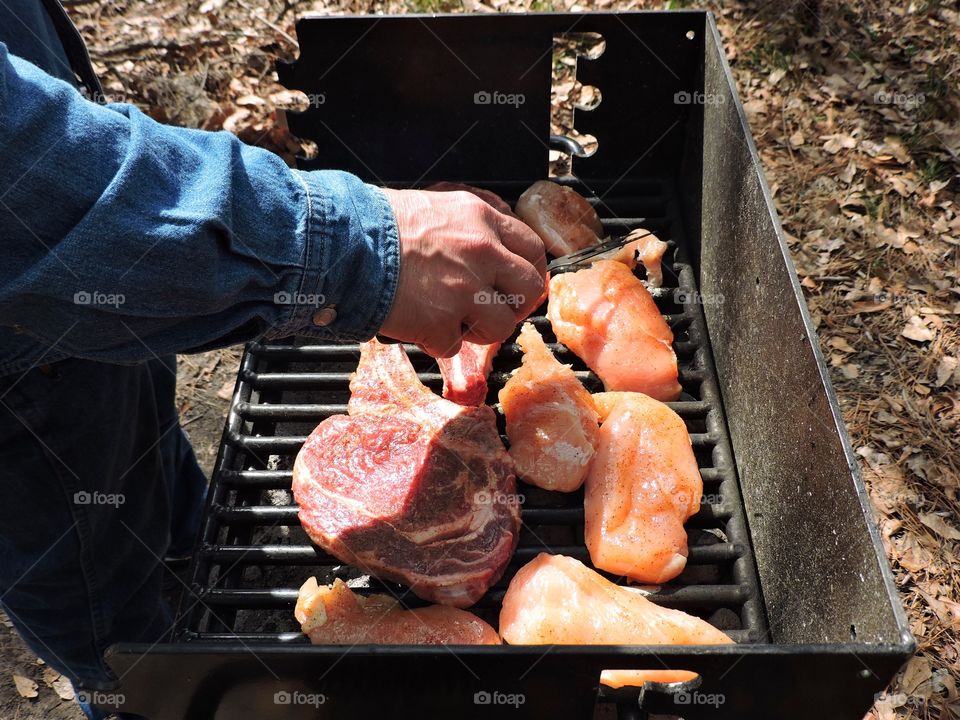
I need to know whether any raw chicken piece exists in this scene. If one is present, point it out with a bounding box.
[498,323,599,491]
[437,340,502,406]
[499,554,732,686]
[597,228,670,288]
[547,260,681,401]
[585,391,701,584]
[425,181,514,216]
[296,578,500,645]
[515,180,603,257]
[292,340,520,608]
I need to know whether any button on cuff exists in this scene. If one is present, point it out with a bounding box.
[311,306,337,327]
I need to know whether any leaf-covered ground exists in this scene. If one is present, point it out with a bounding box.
[1,1,957,718]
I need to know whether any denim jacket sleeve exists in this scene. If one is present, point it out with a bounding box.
[0,42,400,361]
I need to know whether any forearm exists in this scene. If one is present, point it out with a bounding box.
[0,43,399,361]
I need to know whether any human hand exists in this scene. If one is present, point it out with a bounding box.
[378,188,547,358]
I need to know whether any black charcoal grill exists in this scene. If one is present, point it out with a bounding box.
[105,11,914,720]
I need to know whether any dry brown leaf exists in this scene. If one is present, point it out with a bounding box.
[919,513,960,541]
[901,655,933,695]
[882,136,912,165]
[936,357,958,387]
[851,300,893,314]
[841,363,860,379]
[51,675,74,702]
[839,161,857,184]
[895,532,933,572]
[13,674,38,699]
[789,130,805,146]
[822,133,857,154]
[902,316,935,342]
[41,667,59,687]
[828,336,856,353]
[216,380,235,400]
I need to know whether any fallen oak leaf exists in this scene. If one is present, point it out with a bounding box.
[13,674,38,699]
[902,316,934,342]
[821,133,856,154]
[51,675,74,702]
[900,655,933,696]
[41,667,59,687]
[919,512,960,541]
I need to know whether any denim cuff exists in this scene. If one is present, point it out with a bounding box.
[267,170,399,343]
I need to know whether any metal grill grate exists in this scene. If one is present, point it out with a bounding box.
[177,179,769,702]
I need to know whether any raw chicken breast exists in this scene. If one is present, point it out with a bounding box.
[515,180,603,257]
[296,577,500,645]
[499,554,732,686]
[597,228,670,288]
[585,391,702,584]
[437,340,502,406]
[498,323,599,491]
[547,260,681,401]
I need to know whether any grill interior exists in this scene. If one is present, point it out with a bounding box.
[177,177,769,689]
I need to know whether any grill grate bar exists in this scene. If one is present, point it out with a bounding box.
[194,583,749,610]
[233,398,713,420]
[239,364,705,392]
[197,542,742,566]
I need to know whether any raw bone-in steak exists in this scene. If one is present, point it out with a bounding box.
[437,340,502,406]
[292,339,520,608]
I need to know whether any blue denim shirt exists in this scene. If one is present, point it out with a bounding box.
[0,4,400,376]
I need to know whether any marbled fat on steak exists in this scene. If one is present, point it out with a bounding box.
[292,339,520,608]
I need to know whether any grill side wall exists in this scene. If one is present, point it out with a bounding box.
[697,14,911,652]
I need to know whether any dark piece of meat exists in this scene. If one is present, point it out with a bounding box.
[292,339,520,608]
[436,340,502,406]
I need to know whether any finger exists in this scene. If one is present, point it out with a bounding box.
[491,210,548,279]
[490,248,548,320]
[463,294,518,345]
[419,326,464,359]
